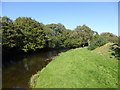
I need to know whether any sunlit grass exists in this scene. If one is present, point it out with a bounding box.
[30,43,118,88]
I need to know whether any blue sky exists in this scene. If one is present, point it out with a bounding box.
[2,2,118,35]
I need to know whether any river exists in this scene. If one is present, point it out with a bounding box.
[2,49,68,88]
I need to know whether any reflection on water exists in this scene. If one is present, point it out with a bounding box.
[2,49,68,88]
[23,58,29,71]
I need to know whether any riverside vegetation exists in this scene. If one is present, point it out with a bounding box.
[1,16,120,88]
[2,16,118,54]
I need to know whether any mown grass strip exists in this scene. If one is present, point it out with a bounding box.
[30,43,118,88]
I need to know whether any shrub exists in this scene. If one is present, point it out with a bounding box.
[88,36,108,50]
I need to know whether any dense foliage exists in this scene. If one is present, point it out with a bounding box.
[100,32,118,44]
[1,16,119,53]
[14,17,45,52]
[88,36,108,50]
[1,16,95,52]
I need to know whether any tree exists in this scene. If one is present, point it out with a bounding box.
[74,25,96,46]
[14,17,45,52]
[45,23,66,48]
[43,26,57,48]
[0,16,2,46]
[88,36,108,50]
[2,16,22,48]
[100,32,118,43]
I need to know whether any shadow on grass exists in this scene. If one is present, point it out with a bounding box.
[111,44,120,60]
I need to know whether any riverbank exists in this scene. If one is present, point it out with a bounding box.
[3,48,69,88]
[30,43,118,88]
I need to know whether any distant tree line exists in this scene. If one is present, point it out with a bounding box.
[1,16,119,53]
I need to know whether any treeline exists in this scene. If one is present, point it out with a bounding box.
[1,16,119,53]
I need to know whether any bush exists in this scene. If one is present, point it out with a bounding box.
[88,36,108,50]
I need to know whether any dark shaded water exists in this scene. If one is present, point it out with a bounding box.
[2,49,68,88]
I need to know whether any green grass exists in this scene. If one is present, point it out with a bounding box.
[30,43,118,88]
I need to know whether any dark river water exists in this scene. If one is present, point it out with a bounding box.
[2,49,68,88]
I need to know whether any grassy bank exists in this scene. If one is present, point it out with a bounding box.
[30,43,118,88]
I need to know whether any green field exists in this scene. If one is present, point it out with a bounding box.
[30,43,118,88]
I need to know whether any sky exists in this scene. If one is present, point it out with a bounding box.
[2,2,118,35]
[1,0,119,2]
